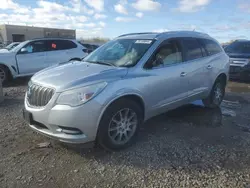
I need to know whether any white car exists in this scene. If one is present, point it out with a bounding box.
[0,38,88,83]
[0,42,21,52]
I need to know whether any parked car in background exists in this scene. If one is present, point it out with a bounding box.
[78,42,99,53]
[0,38,88,83]
[23,31,229,151]
[222,44,228,49]
[224,40,250,80]
[0,42,21,51]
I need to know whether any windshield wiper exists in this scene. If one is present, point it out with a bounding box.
[87,61,116,67]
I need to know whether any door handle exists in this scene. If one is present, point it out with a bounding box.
[180,72,187,77]
[207,65,212,69]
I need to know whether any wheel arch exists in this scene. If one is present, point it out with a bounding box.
[215,72,227,86]
[97,93,146,127]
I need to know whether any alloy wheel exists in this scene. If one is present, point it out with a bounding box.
[108,108,138,145]
[213,83,223,105]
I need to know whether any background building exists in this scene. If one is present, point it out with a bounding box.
[0,24,76,45]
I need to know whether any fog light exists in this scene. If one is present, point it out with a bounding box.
[56,126,82,135]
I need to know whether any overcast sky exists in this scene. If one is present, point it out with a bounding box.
[0,0,249,42]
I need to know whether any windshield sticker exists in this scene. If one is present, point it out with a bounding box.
[135,40,152,44]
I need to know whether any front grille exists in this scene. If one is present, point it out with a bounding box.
[27,84,55,107]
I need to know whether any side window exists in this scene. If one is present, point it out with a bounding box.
[47,40,77,51]
[202,39,222,56]
[182,38,203,61]
[21,41,46,53]
[149,40,182,68]
[59,40,77,50]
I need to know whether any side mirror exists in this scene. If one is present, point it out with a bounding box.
[20,48,27,53]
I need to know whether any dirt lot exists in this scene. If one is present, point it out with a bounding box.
[1,79,250,188]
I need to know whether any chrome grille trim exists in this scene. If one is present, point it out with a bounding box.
[27,83,55,107]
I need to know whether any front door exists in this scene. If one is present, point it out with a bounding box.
[143,39,189,117]
[16,40,48,75]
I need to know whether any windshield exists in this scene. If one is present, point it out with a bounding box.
[9,41,28,52]
[83,39,154,67]
[225,41,250,54]
[5,43,19,50]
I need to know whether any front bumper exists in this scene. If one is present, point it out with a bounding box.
[229,65,250,80]
[24,93,103,144]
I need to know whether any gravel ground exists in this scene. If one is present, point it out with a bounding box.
[1,78,250,188]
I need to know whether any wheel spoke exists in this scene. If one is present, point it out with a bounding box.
[111,118,120,124]
[119,111,123,121]
[111,131,119,139]
[118,132,123,142]
[124,131,129,140]
[124,108,129,120]
[127,112,136,122]
[109,126,119,132]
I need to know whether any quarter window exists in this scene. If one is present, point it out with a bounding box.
[182,38,203,61]
[201,39,222,56]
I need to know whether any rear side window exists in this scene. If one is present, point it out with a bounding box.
[201,39,222,56]
[47,40,77,51]
[181,38,203,61]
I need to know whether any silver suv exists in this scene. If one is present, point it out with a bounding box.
[23,31,229,150]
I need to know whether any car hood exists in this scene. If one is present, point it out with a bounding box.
[31,61,128,92]
[0,49,9,53]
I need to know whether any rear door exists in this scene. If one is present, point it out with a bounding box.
[179,37,208,99]
[45,40,77,66]
[16,40,48,74]
[199,38,223,92]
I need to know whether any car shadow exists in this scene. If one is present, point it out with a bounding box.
[64,102,250,172]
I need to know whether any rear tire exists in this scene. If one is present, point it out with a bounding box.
[202,78,225,108]
[0,65,10,84]
[97,99,143,151]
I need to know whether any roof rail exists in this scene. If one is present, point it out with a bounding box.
[118,32,157,37]
[156,30,210,38]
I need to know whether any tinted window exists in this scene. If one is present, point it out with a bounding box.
[47,40,77,51]
[182,38,203,61]
[149,40,182,68]
[225,41,250,54]
[201,39,222,55]
[21,41,47,53]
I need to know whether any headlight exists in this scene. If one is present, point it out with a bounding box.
[56,82,107,106]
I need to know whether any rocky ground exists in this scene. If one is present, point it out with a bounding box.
[1,78,250,188]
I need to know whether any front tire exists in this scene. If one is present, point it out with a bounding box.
[202,78,225,108]
[0,65,10,84]
[97,99,143,151]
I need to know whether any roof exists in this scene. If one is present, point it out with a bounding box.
[117,31,211,40]
[30,38,77,41]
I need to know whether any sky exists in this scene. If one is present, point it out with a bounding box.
[0,0,250,42]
